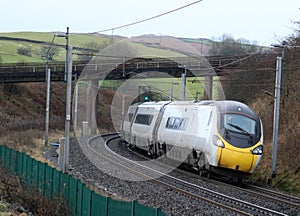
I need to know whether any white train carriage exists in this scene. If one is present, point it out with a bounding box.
[123,100,263,179]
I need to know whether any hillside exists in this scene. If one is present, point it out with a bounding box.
[250,37,300,192]
[129,34,212,56]
[0,32,300,196]
[0,32,191,64]
[0,32,113,63]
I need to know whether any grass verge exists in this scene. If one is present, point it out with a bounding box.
[0,166,70,216]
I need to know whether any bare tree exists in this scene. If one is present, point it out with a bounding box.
[17,45,32,57]
[210,34,258,56]
[40,43,60,61]
[77,41,110,61]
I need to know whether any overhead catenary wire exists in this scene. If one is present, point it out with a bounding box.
[73,52,278,96]
[72,46,287,98]
[92,0,203,34]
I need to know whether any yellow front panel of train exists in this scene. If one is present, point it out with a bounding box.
[218,148,254,172]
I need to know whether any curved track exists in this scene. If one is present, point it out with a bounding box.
[205,177,300,210]
[119,134,300,213]
[246,184,300,209]
[87,133,295,216]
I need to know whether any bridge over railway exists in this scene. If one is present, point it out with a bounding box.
[0,53,275,136]
[0,55,255,83]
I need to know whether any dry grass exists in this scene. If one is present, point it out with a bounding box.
[249,89,300,195]
[0,129,66,168]
[0,167,70,216]
[1,46,300,199]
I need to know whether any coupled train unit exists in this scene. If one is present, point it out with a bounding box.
[122,100,263,179]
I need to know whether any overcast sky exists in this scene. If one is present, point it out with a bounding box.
[2,0,299,45]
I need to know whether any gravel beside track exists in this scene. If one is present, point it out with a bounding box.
[44,134,300,216]
[107,135,300,216]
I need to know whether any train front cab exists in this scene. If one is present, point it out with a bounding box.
[212,102,263,179]
[214,136,263,179]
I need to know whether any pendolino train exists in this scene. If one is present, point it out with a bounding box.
[122,100,263,180]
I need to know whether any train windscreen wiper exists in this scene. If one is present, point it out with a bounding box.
[224,127,231,140]
[227,123,252,138]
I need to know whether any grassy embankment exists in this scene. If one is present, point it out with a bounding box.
[0,165,70,215]
[0,32,111,63]
[0,32,299,196]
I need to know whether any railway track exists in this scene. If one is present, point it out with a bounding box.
[119,134,300,214]
[205,177,300,209]
[246,184,300,209]
[129,148,300,214]
[87,133,292,216]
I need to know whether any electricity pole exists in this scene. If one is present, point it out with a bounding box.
[64,28,69,81]
[271,43,300,178]
[43,35,56,147]
[169,81,178,101]
[271,43,285,178]
[56,27,72,173]
[271,55,283,178]
[45,67,51,146]
[180,67,186,101]
[64,45,73,173]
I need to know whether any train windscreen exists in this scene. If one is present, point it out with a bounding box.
[222,114,261,148]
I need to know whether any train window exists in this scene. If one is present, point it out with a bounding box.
[166,117,185,130]
[222,113,261,148]
[223,114,256,135]
[134,114,153,125]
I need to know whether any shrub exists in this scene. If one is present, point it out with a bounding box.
[17,45,32,57]
[0,166,70,215]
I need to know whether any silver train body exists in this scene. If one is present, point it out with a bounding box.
[123,100,263,179]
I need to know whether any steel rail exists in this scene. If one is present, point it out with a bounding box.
[88,134,288,216]
[202,176,300,209]
[90,134,251,216]
[247,184,300,208]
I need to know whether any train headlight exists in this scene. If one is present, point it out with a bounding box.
[252,145,263,155]
[213,135,225,148]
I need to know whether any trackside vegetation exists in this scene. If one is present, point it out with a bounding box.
[0,29,299,207]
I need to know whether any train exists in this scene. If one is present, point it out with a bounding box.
[122,100,263,180]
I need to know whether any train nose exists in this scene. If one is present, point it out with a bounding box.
[218,148,254,172]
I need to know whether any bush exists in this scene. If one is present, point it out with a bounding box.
[17,45,32,57]
[0,166,70,215]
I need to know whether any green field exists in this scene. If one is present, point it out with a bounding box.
[0,32,186,63]
[100,76,223,101]
[131,43,186,58]
[0,32,224,100]
[0,32,112,63]
[0,31,111,47]
[179,37,214,46]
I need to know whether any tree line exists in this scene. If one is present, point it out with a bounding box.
[209,34,259,56]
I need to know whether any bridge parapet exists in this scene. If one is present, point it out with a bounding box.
[0,55,255,83]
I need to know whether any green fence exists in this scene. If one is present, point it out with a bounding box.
[0,145,166,216]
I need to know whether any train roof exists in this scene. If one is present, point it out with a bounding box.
[133,100,236,107]
[131,100,259,119]
[214,100,260,119]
